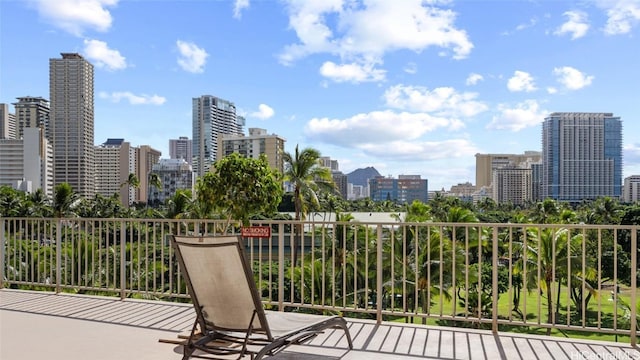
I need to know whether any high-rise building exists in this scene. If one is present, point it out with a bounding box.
[0,127,53,196]
[192,95,244,177]
[316,155,347,199]
[147,159,194,206]
[95,139,136,206]
[49,53,95,198]
[169,136,193,165]
[542,112,623,202]
[136,145,161,205]
[531,162,543,202]
[449,182,476,202]
[332,171,348,199]
[623,175,640,203]
[0,103,16,140]
[13,96,50,140]
[369,175,428,203]
[492,167,532,205]
[475,151,541,189]
[347,184,368,200]
[219,128,286,174]
[320,156,339,171]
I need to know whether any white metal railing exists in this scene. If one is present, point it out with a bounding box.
[1,217,637,346]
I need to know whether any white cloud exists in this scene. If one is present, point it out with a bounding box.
[249,104,275,119]
[279,0,473,66]
[383,84,488,118]
[553,66,594,90]
[600,0,640,35]
[516,17,538,31]
[554,10,589,39]
[487,100,547,131]
[465,73,484,86]
[507,70,537,92]
[624,143,640,164]
[403,62,417,74]
[99,91,166,105]
[547,87,558,94]
[319,61,386,83]
[83,39,127,71]
[233,0,250,19]
[29,0,118,36]
[502,17,538,36]
[176,40,208,73]
[359,139,479,161]
[304,110,460,147]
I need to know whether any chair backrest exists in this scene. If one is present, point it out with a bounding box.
[171,235,271,337]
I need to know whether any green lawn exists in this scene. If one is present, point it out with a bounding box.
[387,286,638,343]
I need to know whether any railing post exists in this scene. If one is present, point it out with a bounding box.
[376,224,383,324]
[120,220,126,300]
[492,226,499,334]
[631,228,637,347]
[278,223,285,312]
[0,218,5,289]
[56,219,62,293]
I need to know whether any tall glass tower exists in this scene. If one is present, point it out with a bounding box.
[541,112,622,202]
[192,95,244,177]
[49,53,95,198]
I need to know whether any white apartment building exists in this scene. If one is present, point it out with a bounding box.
[347,184,369,200]
[0,127,53,196]
[148,159,194,206]
[192,95,244,177]
[169,136,193,165]
[95,139,136,206]
[623,175,640,203]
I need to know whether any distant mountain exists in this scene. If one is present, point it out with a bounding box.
[347,167,381,187]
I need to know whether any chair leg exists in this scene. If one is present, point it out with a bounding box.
[182,318,200,359]
[182,343,195,360]
[336,317,353,349]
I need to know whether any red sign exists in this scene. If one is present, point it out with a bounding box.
[241,226,271,238]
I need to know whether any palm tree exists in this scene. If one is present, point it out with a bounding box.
[530,199,560,224]
[413,226,465,321]
[120,173,140,207]
[121,173,140,189]
[0,186,25,217]
[582,197,622,225]
[282,145,335,221]
[283,145,335,266]
[52,183,79,218]
[516,227,583,335]
[27,188,52,217]
[147,173,162,207]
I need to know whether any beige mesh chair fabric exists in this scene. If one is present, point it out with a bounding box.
[170,235,353,360]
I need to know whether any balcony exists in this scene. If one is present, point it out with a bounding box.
[1,218,638,359]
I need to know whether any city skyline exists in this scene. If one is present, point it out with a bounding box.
[1,0,639,190]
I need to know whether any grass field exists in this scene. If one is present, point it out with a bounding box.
[387,285,639,343]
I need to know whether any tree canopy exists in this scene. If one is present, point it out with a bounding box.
[201,153,283,227]
[283,144,335,221]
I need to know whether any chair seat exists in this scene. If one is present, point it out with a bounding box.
[170,235,353,360]
[265,311,340,338]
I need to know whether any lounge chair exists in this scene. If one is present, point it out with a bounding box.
[170,235,353,360]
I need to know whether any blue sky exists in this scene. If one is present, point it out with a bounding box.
[1,0,639,190]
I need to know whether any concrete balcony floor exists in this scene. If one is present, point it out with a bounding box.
[1,289,638,360]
